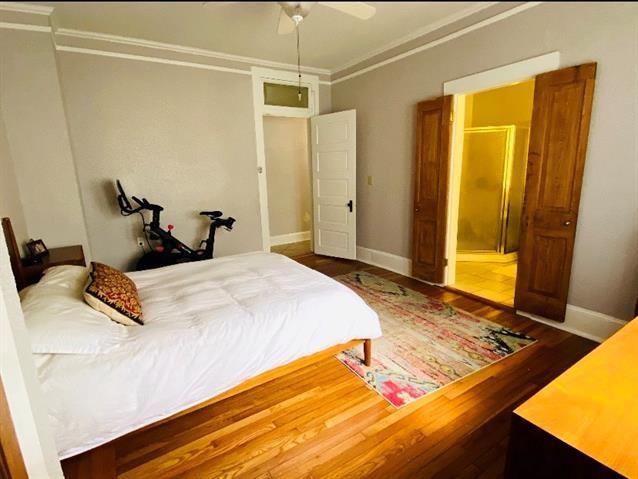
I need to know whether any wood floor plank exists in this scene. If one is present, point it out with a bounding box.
[61,252,598,479]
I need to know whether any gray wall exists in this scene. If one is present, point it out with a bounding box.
[0,29,90,256]
[264,116,311,237]
[1,24,330,272]
[332,2,638,319]
[56,52,263,271]
[0,112,28,248]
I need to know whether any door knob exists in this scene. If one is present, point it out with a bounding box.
[415,208,420,212]
[563,220,572,226]
[347,200,353,212]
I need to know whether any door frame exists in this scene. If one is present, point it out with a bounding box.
[251,67,320,252]
[442,52,560,286]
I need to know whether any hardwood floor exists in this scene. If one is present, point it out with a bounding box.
[62,254,596,479]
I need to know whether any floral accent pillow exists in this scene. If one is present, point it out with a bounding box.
[83,262,144,326]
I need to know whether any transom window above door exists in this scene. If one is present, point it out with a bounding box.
[263,82,309,108]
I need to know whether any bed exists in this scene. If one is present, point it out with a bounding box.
[20,251,381,461]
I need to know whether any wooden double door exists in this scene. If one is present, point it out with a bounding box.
[412,63,597,321]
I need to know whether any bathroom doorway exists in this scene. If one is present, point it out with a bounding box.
[449,80,535,306]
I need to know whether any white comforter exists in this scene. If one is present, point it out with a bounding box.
[31,252,381,459]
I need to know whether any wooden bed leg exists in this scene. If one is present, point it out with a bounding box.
[364,339,372,367]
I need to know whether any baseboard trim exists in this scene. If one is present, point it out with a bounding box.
[356,246,412,277]
[355,245,626,343]
[270,231,310,246]
[518,307,626,343]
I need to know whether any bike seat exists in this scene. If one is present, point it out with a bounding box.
[200,210,223,219]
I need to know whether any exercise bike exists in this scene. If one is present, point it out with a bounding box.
[115,180,236,271]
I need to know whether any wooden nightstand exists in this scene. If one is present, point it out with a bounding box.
[22,245,86,287]
[2,217,86,290]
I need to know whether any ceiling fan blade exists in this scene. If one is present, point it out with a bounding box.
[318,2,376,20]
[277,8,296,35]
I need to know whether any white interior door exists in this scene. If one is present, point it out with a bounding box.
[311,110,356,259]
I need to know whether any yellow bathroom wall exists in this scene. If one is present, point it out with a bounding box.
[464,80,535,128]
[458,80,534,253]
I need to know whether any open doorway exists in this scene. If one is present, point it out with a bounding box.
[449,80,535,306]
[414,55,595,320]
[264,116,313,257]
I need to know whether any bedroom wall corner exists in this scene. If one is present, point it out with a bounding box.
[0,232,64,478]
[0,110,29,248]
[0,26,91,260]
[319,83,332,114]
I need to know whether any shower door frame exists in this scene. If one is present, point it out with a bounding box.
[456,125,517,257]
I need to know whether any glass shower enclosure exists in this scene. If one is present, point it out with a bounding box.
[457,125,529,256]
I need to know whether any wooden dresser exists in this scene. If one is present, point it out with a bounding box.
[505,318,637,478]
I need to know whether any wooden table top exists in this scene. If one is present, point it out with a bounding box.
[515,317,638,477]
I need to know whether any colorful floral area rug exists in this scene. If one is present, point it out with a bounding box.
[336,271,535,408]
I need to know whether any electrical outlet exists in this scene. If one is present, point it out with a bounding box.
[137,237,145,248]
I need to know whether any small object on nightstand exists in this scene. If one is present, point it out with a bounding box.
[26,238,49,262]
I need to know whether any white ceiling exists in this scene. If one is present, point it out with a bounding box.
[41,2,487,71]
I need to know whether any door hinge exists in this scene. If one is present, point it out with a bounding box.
[444,258,448,267]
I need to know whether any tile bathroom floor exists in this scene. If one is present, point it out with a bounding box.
[452,260,517,306]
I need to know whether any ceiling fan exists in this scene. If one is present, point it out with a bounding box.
[203,2,376,101]
[276,2,376,34]
[204,2,377,34]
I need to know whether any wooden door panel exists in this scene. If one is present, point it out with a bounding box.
[414,218,436,266]
[537,83,585,210]
[515,63,596,321]
[416,109,443,204]
[528,232,568,297]
[412,96,452,283]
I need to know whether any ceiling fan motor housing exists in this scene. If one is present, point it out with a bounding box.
[279,2,316,24]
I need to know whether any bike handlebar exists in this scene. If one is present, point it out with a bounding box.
[117,180,232,231]
[218,217,235,230]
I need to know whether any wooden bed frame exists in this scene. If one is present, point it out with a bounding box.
[4,213,374,476]
[62,338,372,478]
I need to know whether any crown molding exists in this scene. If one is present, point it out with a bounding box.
[0,21,50,32]
[332,2,498,75]
[0,2,53,15]
[332,2,543,85]
[3,2,545,87]
[54,28,332,77]
[56,45,254,76]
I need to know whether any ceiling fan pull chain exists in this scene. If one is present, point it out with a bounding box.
[296,24,302,102]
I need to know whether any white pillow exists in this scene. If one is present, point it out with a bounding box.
[39,265,90,289]
[20,266,130,354]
